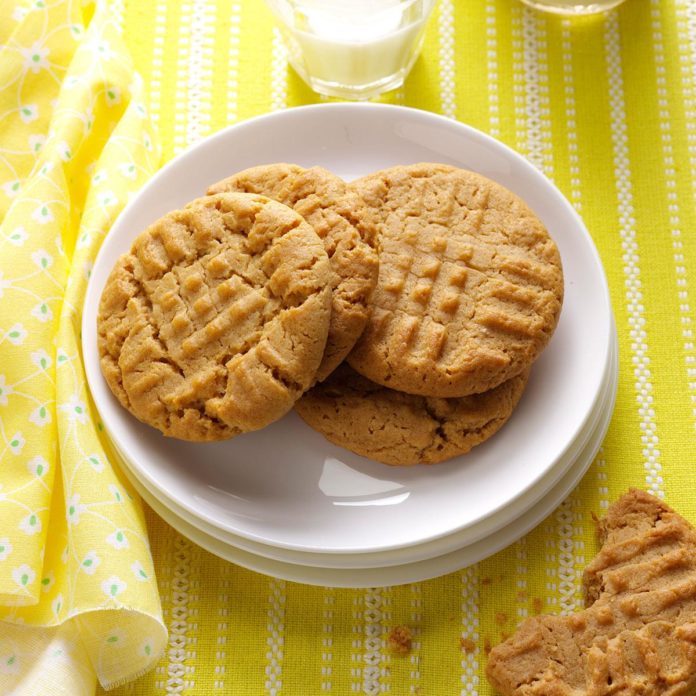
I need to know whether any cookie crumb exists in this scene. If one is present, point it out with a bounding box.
[484,637,492,655]
[532,597,544,614]
[481,577,492,586]
[387,625,413,655]
[460,637,476,653]
[495,612,508,626]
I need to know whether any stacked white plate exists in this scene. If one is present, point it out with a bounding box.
[83,104,617,588]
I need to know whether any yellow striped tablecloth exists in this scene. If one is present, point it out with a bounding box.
[97,1,696,693]
[4,0,696,693]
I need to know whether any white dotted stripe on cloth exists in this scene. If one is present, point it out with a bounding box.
[557,18,585,616]
[438,0,456,119]
[362,588,384,696]
[185,0,215,146]
[408,583,422,696]
[520,11,578,618]
[213,566,231,690]
[542,517,559,613]
[516,1,565,624]
[595,447,610,510]
[459,565,479,696]
[510,4,530,630]
[165,536,192,694]
[555,498,584,615]
[675,0,696,206]
[155,560,169,689]
[265,578,286,695]
[678,0,696,217]
[227,2,242,125]
[270,28,288,112]
[350,595,362,692]
[173,3,191,153]
[604,11,664,499]
[561,20,582,214]
[149,0,168,127]
[666,0,696,434]
[485,0,500,138]
[515,539,529,622]
[154,617,167,689]
[382,588,394,693]
[321,587,335,692]
[511,6,525,147]
[521,6,553,178]
[187,548,200,688]
[684,0,696,199]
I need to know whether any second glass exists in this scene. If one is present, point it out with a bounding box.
[264,0,437,100]
[519,0,627,14]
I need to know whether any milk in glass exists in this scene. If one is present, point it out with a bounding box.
[264,0,436,100]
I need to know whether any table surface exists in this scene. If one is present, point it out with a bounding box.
[98,0,696,693]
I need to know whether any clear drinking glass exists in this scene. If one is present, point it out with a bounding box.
[519,0,627,15]
[263,0,437,100]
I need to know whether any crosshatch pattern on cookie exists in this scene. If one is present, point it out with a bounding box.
[207,164,379,382]
[98,192,332,441]
[486,490,696,695]
[348,164,563,398]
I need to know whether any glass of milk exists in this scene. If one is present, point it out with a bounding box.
[519,0,627,14]
[264,0,437,100]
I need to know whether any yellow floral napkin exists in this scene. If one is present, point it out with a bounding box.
[0,0,166,692]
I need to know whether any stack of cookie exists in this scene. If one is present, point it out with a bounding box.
[97,162,563,466]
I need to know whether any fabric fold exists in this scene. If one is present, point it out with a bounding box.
[0,0,167,690]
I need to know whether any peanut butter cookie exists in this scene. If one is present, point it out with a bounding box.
[295,363,528,465]
[98,192,332,441]
[348,163,563,397]
[487,489,696,695]
[207,164,379,382]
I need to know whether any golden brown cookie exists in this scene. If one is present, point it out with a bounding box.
[486,489,696,695]
[294,363,528,465]
[207,164,379,382]
[98,192,332,441]
[348,163,563,397]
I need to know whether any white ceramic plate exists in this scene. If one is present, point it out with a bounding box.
[113,328,617,570]
[118,365,616,587]
[83,103,613,554]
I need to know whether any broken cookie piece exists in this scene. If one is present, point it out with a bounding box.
[486,489,696,695]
